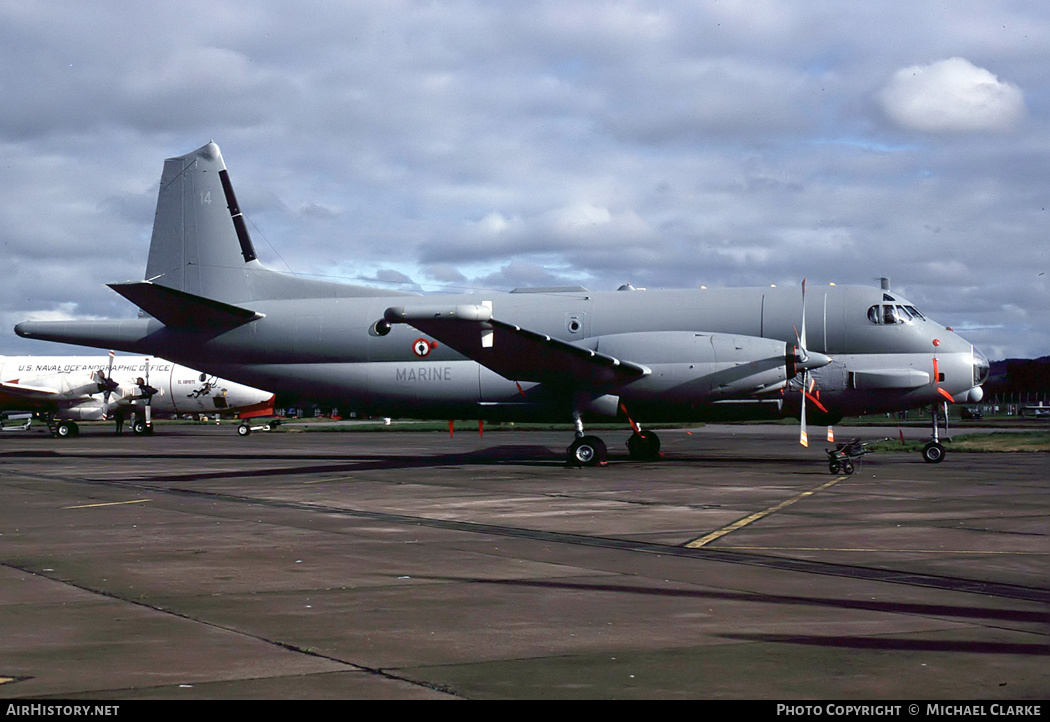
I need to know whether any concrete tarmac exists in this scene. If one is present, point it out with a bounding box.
[0,423,1046,700]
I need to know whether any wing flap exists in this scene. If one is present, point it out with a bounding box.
[384,304,649,387]
[109,281,263,329]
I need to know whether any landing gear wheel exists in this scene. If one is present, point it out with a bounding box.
[237,423,251,437]
[132,420,153,436]
[55,421,78,438]
[921,441,945,463]
[567,436,608,467]
[626,431,661,460]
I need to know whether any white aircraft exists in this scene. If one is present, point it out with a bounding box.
[0,352,274,437]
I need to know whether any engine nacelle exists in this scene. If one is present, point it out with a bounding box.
[591,331,826,404]
[61,402,106,421]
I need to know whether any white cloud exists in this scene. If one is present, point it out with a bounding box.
[878,57,1026,133]
[2,4,1050,359]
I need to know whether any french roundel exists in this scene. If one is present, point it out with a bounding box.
[413,338,434,358]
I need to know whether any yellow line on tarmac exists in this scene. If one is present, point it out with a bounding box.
[685,476,848,549]
[0,677,15,685]
[64,499,151,510]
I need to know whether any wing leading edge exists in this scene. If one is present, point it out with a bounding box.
[384,304,649,388]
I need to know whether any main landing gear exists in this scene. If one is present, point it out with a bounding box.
[52,419,79,438]
[36,413,80,438]
[626,429,661,461]
[566,411,608,467]
[564,409,662,467]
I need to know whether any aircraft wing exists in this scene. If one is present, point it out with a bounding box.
[0,380,61,398]
[384,304,649,387]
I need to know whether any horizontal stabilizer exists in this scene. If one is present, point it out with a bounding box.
[109,282,263,329]
[384,304,649,388]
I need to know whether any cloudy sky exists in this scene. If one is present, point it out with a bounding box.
[2,1,1048,361]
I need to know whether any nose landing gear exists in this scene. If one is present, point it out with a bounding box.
[923,401,949,463]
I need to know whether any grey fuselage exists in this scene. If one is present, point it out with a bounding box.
[17,281,988,425]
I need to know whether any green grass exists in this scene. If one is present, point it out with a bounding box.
[866,431,1050,453]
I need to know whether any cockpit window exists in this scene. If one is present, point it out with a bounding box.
[867,303,926,325]
[904,305,925,321]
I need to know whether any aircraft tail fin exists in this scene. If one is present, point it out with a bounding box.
[140,142,407,308]
[144,142,260,304]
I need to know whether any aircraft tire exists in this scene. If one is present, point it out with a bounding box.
[567,436,608,467]
[921,442,945,463]
[132,420,151,435]
[626,431,661,460]
[237,423,251,437]
[55,421,77,438]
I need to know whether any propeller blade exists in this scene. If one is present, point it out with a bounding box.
[799,278,808,357]
[133,358,158,429]
[804,387,828,414]
[799,370,809,447]
[796,280,819,448]
[104,350,115,418]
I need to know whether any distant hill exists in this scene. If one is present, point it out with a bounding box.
[986,356,1050,396]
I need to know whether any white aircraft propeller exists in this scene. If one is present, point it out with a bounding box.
[94,350,120,419]
[794,280,832,447]
[136,357,159,428]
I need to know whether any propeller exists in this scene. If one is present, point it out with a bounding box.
[135,358,159,429]
[93,350,120,419]
[792,280,832,447]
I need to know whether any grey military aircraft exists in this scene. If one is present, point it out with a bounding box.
[15,142,989,465]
